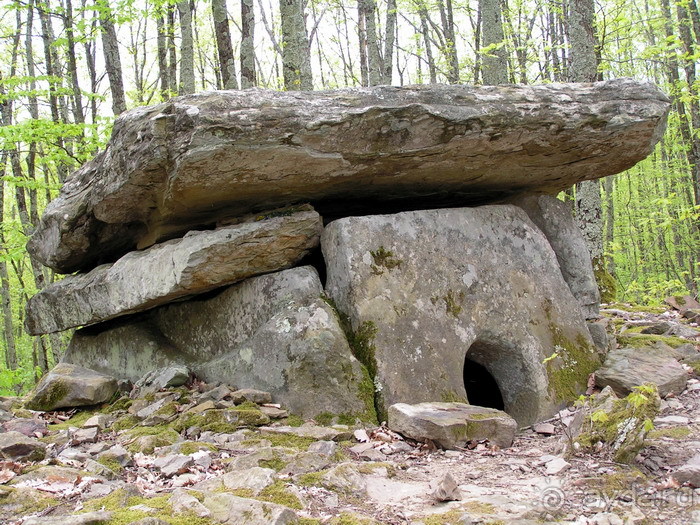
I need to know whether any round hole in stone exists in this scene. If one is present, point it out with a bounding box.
[463,357,505,411]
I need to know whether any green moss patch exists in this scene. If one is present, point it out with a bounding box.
[329,512,378,524]
[256,480,303,509]
[648,426,692,439]
[617,334,691,349]
[48,409,99,431]
[370,246,403,275]
[546,325,601,403]
[173,408,270,434]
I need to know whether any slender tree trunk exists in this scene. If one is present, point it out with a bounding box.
[212,0,238,89]
[437,0,459,83]
[167,5,178,92]
[383,0,397,84]
[63,0,85,125]
[241,0,257,87]
[98,0,127,114]
[178,0,195,94]
[0,152,17,371]
[280,0,313,90]
[359,0,382,85]
[416,4,437,83]
[479,0,508,84]
[156,14,170,98]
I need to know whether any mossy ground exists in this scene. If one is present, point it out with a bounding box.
[617,333,691,349]
[47,409,99,431]
[256,480,303,509]
[648,426,692,439]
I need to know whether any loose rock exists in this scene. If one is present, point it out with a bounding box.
[24,363,118,411]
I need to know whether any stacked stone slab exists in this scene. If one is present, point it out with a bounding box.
[25,80,670,425]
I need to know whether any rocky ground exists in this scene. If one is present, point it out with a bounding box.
[1,302,699,525]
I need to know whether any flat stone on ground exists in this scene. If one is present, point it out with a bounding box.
[595,346,689,397]
[24,363,118,411]
[0,431,46,461]
[388,402,518,449]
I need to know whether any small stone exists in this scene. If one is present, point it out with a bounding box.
[201,384,231,401]
[154,454,194,478]
[222,467,276,494]
[353,429,370,442]
[203,492,297,524]
[431,472,462,502]
[1,418,48,437]
[187,400,217,414]
[259,423,349,442]
[388,402,517,449]
[231,389,272,405]
[98,444,133,467]
[71,426,99,444]
[259,406,288,419]
[533,423,556,435]
[170,488,211,517]
[57,447,89,465]
[640,322,672,335]
[134,366,190,397]
[0,431,46,461]
[671,454,700,487]
[307,440,337,457]
[654,415,690,425]
[545,457,571,475]
[83,414,112,429]
[83,458,119,480]
[358,448,386,462]
[349,442,374,455]
[280,451,331,476]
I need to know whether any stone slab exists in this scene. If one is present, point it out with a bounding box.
[29,80,669,274]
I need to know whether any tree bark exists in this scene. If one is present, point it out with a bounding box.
[383,0,397,84]
[98,0,127,115]
[212,0,238,89]
[479,0,508,84]
[240,0,257,87]
[63,0,85,125]
[0,151,17,371]
[437,0,459,83]
[178,0,195,95]
[156,14,170,98]
[359,0,382,85]
[279,0,313,90]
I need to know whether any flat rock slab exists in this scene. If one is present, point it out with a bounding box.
[595,346,689,397]
[0,431,46,461]
[24,363,118,411]
[63,267,373,420]
[388,402,518,449]
[322,205,599,425]
[202,493,297,524]
[672,454,700,488]
[29,79,669,274]
[25,208,322,334]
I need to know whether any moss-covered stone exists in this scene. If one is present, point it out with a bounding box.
[173,408,270,434]
[125,426,180,454]
[329,512,378,524]
[256,480,303,509]
[370,246,403,275]
[647,426,692,439]
[25,378,70,412]
[575,384,660,463]
[616,333,691,349]
[545,323,601,403]
[178,441,218,455]
[594,259,617,303]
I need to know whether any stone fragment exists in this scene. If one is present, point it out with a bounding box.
[24,363,118,411]
[259,423,351,441]
[98,444,133,467]
[30,80,669,274]
[21,511,113,525]
[682,309,700,321]
[26,210,322,334]
[388,402,518,450]
[671,454,700,487]
[533,423,556,435]
[545,457,571,475]
[134,366,190,397]
[154,454,194,478]
[509,193,600,319]
[596,347,688,397]
[202,493,297,524]
[640,322,672,335]
[64,267,371,420]
[1,418,48,437]
[71,427,99,445]
[83,414,112,429]
[0,431,46,461]
[231,389,272,405]
[259,406,288,419]
[323,207,599,425]
[654,415,690,425]
[431,472,462,502]
[279,452,331,476]
[315,463,368,498]
[222,467,276,494]
[307,440,337,457]
[665,295,700,313]
[201,384,232,401]
[187,400,216,414]
[170,488,211,517]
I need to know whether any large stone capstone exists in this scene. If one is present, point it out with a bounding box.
[25,208,322,334]
[29,79,669,274]
[62,266,374,420]
[322,205,600,426]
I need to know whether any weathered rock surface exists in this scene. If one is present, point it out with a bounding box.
[672,454,700,487]
[322,206,600,425]
[24,363,118,411]
[202,493,297,524]
[29,80,669,274]
[0,431,46,461]
[25,209,322,334]
[388,402,517,449]
[595,346,689,397]
[510,193,600,319]
[63,267,373,420]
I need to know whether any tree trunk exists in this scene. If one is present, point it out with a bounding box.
[156,14,170,98]
[416,4,437,83]
[98,0,127,115]
[0,152,17,371]
[279,0,313,90]
[63,0,85,125]
[241,0,257,87]
[437,0,459,83]
[383,0,397,84]
[212,0,238,89]
[359,0,382,85]
[178,0,195,94]
[479,0,508,84]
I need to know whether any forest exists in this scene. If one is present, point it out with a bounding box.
[0,0,698,393]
